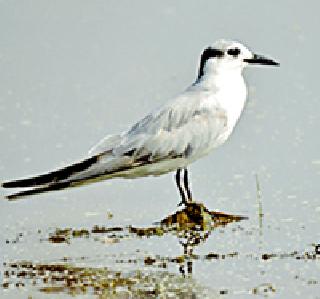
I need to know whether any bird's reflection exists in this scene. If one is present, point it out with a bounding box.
[3,202,247,296]
[130,202,246,276]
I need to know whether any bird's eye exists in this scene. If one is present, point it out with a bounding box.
[227,48,241,56]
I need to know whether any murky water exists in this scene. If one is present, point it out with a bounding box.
[1,1,320,298]
[1,200,319,298]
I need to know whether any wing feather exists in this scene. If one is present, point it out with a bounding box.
[114,91,228,161]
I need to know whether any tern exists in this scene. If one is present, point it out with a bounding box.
[2,40,279,203]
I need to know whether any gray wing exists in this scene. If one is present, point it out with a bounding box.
[91,90,228,162]
[88,134,122,156]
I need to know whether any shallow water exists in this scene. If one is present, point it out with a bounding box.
[1,200,319,298]
[1,1,320,298]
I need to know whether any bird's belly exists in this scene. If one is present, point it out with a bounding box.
[115,157,189,178]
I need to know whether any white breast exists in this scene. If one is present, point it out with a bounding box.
[194,72,247,157]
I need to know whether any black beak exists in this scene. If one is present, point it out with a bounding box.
[244,54,279,66]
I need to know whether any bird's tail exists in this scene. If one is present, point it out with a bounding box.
[2,155,101,200]
[4,181,73,200]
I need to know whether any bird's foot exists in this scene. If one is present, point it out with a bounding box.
[177,200,186,207]
[177,198,193,207]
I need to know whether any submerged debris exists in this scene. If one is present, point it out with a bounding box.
[3,202,248,296]
[46,202,247,244]
[252,283,276,296]
[2,261,212,297]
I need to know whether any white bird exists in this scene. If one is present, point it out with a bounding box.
[2,40,279,202]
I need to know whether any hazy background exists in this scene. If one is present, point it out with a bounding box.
[1,1,319,298]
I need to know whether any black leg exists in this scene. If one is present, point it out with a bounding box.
[175,168,187,205]
[183,168,192,202]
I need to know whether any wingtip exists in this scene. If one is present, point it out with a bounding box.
[4,190,33,201]
[6,195,19,201]
[2,181,16,188]
[2,182,10,188]
[1,192,19,201]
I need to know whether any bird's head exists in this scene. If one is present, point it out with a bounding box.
[197,39,279,80]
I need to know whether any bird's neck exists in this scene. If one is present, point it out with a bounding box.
[196,69,247,129]
[196,68,244,90]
